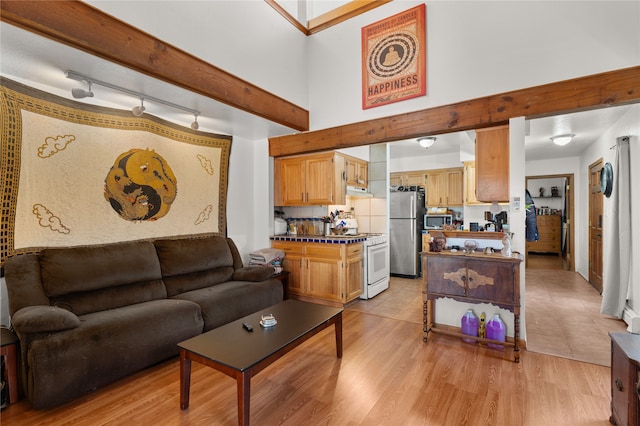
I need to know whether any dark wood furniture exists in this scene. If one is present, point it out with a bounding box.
[271,271,290,299]
[178,300,343,426]
[609,332,640,425]
[422,250,522,362]
[1,327,20,405]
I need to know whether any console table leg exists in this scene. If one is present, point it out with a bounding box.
[514,313,520,363]
[179,350,191,410]
[423,299,429,342]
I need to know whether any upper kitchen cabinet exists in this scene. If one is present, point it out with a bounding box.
[344,155,368,189]
[390,171,428,187]
[274,152,346,206]
[475,125,510,202]
[425,168,463,207]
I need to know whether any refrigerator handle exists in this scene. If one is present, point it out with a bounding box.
[411,220,415,243]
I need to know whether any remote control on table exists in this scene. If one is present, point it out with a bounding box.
[242,322,253,332]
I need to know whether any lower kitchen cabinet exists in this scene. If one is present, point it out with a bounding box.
[609,332,640,426]
[271,241,363,305]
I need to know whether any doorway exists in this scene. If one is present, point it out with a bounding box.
[525,174,574,272]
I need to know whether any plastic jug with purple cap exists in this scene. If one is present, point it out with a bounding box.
[486,313,506,349]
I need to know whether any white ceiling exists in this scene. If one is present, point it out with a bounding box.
[1,22,633,158]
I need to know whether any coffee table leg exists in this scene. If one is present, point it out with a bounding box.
[180,349,191,410]
[237,371,251,426]
[335,312,343,358]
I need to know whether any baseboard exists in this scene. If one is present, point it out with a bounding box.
[622,306,640,334]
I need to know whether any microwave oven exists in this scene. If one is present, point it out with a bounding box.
[424,214,454,229]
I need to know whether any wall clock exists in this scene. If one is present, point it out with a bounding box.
[600,162,613,198]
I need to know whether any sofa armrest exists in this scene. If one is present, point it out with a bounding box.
[232,266,275,282]
[11,306,81,334]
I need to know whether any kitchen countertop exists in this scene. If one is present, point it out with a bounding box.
[270,235,366,244]
[421,249,523,261]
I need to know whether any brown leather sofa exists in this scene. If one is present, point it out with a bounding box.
[4,235,283,409]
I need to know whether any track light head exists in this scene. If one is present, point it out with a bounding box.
[71,81,93,99]
[191,113,199,130]
[132,98,145,117]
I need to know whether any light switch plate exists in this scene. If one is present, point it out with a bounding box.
[513,196,521,211]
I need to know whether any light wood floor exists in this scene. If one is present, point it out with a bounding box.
[525,253,627,366]
[2,278,616,425]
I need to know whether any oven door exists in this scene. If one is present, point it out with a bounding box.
[367,242,389,284]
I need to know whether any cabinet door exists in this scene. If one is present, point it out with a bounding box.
[345,158,358,186]
[425,257,466,296]
[476,125,509,202]
[282,255,305,295]
[275,157,305,205]
[405,171,427,187]
[306,155,335,205]
[357,161,368,187]
[445,169,464,206]
[465,259,515,304]
[305,257,342,301]
[390,173,404,186]
[464,161,479,204]
[345,255,363,301]
[426,172,444,206]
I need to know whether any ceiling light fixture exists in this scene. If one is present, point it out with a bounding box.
[551,134,575,146]
[132,98,145,117]
[66,70,202,129]
[417,137,436,148]
[71,81,94,99]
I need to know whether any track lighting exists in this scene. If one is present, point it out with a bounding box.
[417,136,436,148]
[132,98,145,117]
[191,113,199,130]
[66,70,202,129]
[71,81,93,99]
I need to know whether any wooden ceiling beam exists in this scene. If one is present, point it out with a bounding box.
[0,0,309,132]
[269,66,640,157]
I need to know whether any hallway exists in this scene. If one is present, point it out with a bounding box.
[525,253,627,366]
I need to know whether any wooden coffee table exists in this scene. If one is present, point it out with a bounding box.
[178,299,343,425]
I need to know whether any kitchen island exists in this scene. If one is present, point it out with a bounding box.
[271,235,364,306]
[422,249,523,362]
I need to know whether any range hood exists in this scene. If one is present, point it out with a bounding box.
[346,185,373,198]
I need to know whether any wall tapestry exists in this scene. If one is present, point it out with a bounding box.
[0,77,231,269]
[361,4,426,109]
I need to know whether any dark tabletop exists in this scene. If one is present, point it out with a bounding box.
[178,299,342,371]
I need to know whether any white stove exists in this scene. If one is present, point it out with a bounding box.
[360,233,390,299]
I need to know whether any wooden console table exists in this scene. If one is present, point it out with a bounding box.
[421,250,522,362]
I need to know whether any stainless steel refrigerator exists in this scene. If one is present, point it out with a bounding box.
[390,190,426,277]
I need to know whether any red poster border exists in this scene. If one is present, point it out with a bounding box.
[361,4,426,110]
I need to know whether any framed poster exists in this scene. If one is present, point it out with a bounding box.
[361,4,426,109]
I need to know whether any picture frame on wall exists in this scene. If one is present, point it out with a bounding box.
[361,4,426,110]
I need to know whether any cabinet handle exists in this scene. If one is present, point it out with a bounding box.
[461,275,466,281]
[615,378,623,392]
[636,380,640,396]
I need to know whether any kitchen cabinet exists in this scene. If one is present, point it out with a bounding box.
[274,152,346,206]
[609,332,640,426]
[344,155,368,189]
[425,168,463,207]
[464,161,484,205]
[390,171,427,187]
[475,125,510,202]
[270,241,363,305]
[422,251,522,362]
[527,214,562,254]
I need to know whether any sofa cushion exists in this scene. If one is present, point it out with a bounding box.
[155,236,235,296]
[12,306,80,334]
[232,266,275,282]
[40,241,162,296]
[25,299,203,409]
[50,280,167,316]
[172,279,283,331]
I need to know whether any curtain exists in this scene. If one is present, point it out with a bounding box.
[601,136,631,318]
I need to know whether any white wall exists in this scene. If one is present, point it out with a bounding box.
[87,0,309,108]
[578,105,640,312]
[307,1,640,131]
